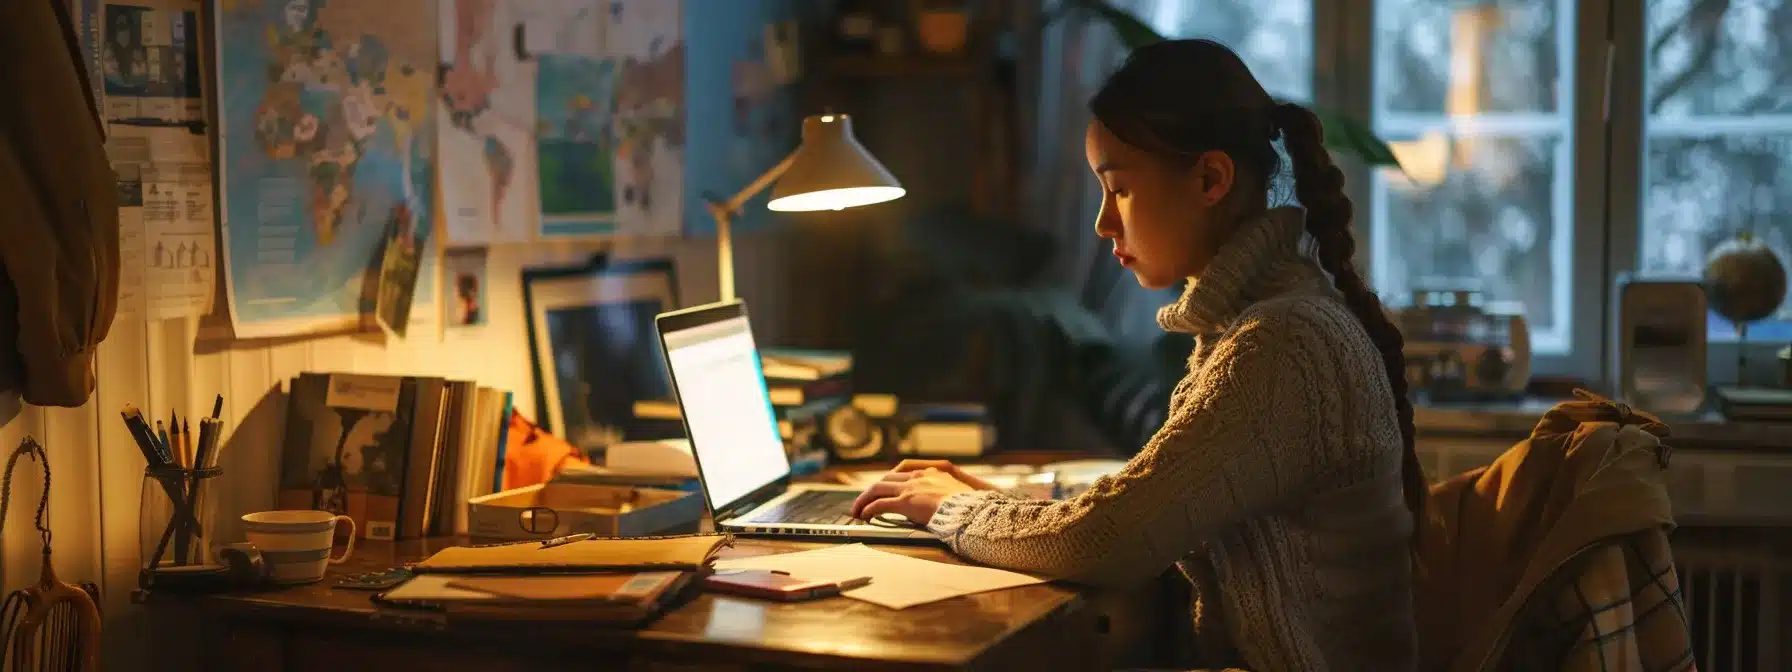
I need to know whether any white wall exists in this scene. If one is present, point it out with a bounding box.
[0,229,790,668]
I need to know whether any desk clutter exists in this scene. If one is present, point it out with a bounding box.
[365,533,1046,625]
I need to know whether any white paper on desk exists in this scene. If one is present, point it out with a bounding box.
[714,544,1044,610]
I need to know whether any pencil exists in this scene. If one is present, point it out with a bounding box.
[211,394,224,420]
[181,419,193,469]
[157,421,169,455]
[167,420,181,467]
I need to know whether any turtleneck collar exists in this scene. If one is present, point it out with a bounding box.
[1156,207,1330,335]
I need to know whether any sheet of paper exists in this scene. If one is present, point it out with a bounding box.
[88,0,207,123]
[714,544,1044,610]
[106,123,215,319]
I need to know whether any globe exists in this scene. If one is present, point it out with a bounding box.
[1703,232,1787,329]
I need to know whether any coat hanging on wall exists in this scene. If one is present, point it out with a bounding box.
[0,0,122,408]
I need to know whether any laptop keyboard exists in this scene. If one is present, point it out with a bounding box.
[741,490,865,526]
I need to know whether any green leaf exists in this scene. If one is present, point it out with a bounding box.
[1301,104,1402,168]
[1069,0,1166,50]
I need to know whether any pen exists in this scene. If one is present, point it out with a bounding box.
[211,393,223,420]
[539,532,593,549]
[832,576,872,591]
[156,421,168,455]
[181,419,193,469]
[123,404,170,466]
[195,418,217,471]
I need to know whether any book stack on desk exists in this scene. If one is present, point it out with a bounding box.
[381,534,731,625]
[279,372,515,541]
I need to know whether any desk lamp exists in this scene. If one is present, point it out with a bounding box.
[706,113,904,301]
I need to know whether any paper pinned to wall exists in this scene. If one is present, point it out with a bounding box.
[605,0,685,238]
[713,543,1045,610]
[93,0,205,123]
[213,0,440,339]
[438,0,541,245]
[106,123,216,319]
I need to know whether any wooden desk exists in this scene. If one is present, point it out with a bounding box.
[151,455,1179,670]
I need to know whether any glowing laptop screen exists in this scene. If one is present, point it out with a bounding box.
[661,315,789,511]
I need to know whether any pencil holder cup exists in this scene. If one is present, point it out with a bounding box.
[139,466,223,571]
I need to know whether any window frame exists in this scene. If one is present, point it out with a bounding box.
[1152,0,1792,393]
[1606,0,1790,387]
[1339,0,1615,387]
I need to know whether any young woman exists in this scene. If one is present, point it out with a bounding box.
[851,40,1423,670]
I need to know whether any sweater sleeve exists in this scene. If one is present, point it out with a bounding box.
[927,309,1347,587]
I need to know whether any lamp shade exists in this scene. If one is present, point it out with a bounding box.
[767,114,905,212]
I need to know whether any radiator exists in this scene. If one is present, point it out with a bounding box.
[1675,540,1789,672]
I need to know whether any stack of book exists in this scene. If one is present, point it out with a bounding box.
[278,372,515,541]
[377,534,730,625]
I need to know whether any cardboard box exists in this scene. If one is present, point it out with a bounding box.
[467,483,702,540]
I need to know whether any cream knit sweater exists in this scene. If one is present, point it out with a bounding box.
[927,208,1418,671]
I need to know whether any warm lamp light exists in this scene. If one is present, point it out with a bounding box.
[707,113,904,301]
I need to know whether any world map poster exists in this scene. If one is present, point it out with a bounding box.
[216,0,438,338]
[436,0,538,245]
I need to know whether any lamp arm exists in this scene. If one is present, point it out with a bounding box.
[707,150,798,304]
[717,150,798,215]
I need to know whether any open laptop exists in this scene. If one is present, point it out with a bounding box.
[655,300,935,542]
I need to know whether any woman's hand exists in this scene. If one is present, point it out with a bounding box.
[850,460,990,525]
[889,459,1001,491]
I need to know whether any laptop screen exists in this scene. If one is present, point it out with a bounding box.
[661,313,789,511]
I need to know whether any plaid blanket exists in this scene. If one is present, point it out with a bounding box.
[1502,530,1697,671]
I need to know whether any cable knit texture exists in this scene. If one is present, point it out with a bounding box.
[928,208,1418,671]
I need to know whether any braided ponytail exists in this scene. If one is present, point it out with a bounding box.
[1271,103,1427,542]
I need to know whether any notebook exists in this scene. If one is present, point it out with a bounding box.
[377,571,700,624]
[413,534,731,573]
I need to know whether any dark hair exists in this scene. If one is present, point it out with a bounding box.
[1089,39,1425,541]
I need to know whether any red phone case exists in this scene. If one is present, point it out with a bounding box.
[703,570,842,601]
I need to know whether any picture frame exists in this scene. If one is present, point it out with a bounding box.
[521,258,679,454]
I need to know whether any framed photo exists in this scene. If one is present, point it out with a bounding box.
[522,258,679,454]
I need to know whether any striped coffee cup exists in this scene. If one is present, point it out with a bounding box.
[242,510,356,584]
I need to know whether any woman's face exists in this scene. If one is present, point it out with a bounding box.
[1085,120,1240,290]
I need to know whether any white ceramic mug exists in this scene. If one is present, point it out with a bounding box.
[242,510,356,585]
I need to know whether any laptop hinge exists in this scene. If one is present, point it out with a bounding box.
[716,477,793,522]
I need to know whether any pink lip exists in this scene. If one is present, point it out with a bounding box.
[1114,250,1135,266]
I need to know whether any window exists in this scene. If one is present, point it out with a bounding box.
[1092,0,1786,387]
[1146,0,1313,101]
[1640,0,1792,344]
[1369,0,1584,357]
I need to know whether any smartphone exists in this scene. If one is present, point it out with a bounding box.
[702,569,866,602]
